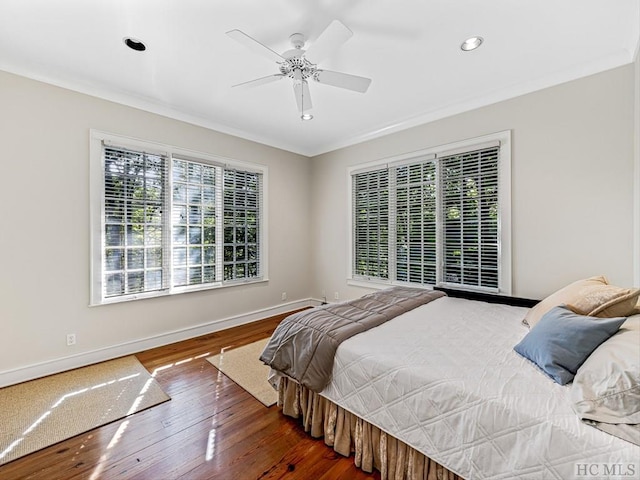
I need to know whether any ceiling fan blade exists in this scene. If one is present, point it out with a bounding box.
[304,20,353,64]
[314,70,371,93]
[226,29,284,63]
[293,81,313,113]
[232,74,285,89]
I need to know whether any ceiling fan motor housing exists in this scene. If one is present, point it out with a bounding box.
[279,54,317,81]
[289,32,305,49]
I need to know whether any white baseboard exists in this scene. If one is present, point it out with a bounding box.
[0,298,320,388]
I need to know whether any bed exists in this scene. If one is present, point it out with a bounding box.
[261,280,640,480]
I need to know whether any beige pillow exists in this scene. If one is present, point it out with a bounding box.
[573,287,640,318]
[524,276,640,329]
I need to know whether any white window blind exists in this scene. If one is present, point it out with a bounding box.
[440,146,499,290]
[223,169,261,281]
[394,160,437,285]
[103,146,168,298]
[353,168,389,279]
[350,133,509,294]
[91,132,266,305]
[171,158,219,287]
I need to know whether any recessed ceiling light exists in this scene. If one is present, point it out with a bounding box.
[301,113,313,121]
[461,36,483,52]
[124,37,146,52]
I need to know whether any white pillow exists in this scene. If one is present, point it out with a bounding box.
[571,315,640,424]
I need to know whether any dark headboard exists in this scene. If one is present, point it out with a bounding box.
[434,287,539,308]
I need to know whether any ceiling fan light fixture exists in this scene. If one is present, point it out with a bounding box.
[301,113,313,121]
[461,36,483,51]
[124,37,147,52]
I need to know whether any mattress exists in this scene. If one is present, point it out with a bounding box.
[319,296,640,480]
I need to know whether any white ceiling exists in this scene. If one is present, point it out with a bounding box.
[1,1,638,156]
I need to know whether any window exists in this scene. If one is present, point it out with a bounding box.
[90,131,266,305]
[353,169,389,279]
[440,147,500,290]
[102,146,167,297]
[349,131,511,294]
[395,160,438,285]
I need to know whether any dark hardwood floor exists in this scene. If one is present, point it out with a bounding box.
[0,310,380,480]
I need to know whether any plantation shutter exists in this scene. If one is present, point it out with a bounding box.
[103,145,168,298]
[352,168,389,280]
[439,144,500,290]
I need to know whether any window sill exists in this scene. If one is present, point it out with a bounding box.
[347,278,503,296]
[90,277,269,307]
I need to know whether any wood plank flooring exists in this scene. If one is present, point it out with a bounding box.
[0,310,380,480]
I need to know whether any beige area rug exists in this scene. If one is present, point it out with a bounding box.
[0,355,170,465]
[207,338,277,407]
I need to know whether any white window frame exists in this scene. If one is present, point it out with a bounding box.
[634,48,640,287]
[347,130,512,295]
[89,130,269,305]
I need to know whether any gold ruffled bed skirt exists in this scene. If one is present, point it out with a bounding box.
[278,377,463,480]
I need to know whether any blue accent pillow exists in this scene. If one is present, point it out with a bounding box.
[514,305,626,385]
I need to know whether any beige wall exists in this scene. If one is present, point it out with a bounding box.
[0,70,312,385]
[310,64,636,301]
[1,59,637,386]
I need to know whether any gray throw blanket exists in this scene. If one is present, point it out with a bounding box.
[260,286,446,392]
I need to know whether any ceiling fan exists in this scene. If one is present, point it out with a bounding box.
[226,20,372,120]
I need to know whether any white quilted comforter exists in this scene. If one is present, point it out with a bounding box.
[320,296,640,480]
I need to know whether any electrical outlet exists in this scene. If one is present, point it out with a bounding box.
[281,292,287,301]
[66,333,76,346]
[334,291,339,300]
